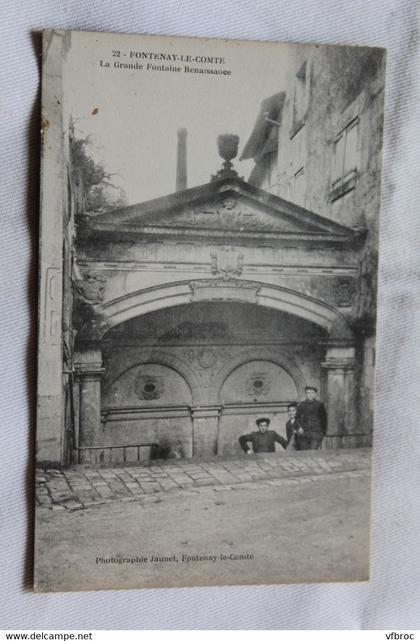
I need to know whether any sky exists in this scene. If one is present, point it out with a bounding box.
[64,30,295,204]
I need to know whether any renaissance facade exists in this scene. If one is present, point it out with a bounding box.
[36,42,384,466]
[68,164,366,463]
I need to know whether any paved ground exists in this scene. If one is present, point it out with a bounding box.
[36,448,370,510]
[34,449,371,591]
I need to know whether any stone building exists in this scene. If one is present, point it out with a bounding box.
[37,35,384,465]
[71,143,366,463]
[241,43,385,449]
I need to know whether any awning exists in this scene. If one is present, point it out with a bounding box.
[240,92,285,161]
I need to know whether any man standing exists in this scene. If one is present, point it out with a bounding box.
[296,386,328,450]
[239,417,288,454]
[285,402,304,450]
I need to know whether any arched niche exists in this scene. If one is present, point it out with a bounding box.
[219,359,298,404]
[105,362,193,408]
[216,358,301,457]
[102,362,194,458]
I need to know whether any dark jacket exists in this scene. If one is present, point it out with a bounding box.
[296,399,327,436]
[239,430,288,453]
[285,418,302,445]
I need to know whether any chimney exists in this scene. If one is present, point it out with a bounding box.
[176,128,188,191]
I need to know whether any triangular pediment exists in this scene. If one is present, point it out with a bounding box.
[121,195,326,234]
[92,177,357,241]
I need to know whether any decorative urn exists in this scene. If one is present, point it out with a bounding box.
[211,133,242,182]
[217,134,239,162]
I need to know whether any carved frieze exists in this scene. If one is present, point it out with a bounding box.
[154,197,290,232]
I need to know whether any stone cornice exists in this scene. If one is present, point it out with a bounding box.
[321,358,355,370]
[85,223,358,247]
[74,363,104,379]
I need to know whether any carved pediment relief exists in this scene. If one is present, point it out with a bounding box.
[143,196,317,234]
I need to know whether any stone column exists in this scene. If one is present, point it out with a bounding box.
[322,345,356,449]
[75,345,103,463]
[191,406,221,457]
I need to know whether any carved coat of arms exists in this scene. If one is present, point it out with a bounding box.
[210,247,244,280]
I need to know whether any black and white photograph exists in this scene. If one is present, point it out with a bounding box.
[34,29,385,592]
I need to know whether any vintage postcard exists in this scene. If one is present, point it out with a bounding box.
[35,29,385,591]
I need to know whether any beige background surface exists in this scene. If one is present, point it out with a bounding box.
[1,0,420,629]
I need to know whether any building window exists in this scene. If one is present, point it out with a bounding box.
[331,117,359,201]
[291,61,309,137]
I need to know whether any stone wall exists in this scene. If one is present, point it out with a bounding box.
[244,44,385,438]
[37,31,67,465]
[253,44,385,233]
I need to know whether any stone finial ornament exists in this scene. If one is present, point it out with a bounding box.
[211,133,243,182]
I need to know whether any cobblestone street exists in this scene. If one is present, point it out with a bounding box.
[36,448,370,511]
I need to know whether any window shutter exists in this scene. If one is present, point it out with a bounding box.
[332,134,345,185]
[344,120,359,176]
